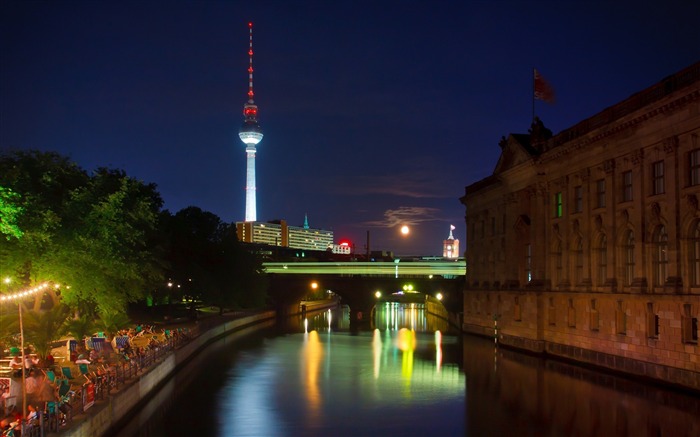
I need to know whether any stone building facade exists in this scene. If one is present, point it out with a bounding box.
[460,62,700,391]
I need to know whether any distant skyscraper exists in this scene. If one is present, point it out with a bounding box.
[443,225,460,259]
[238,22,263,222]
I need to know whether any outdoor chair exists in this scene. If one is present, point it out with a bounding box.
[78,364,89,376]
[61,367,74,380]
[44,369,56,384]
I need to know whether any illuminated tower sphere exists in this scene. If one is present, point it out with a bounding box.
[238,22,263,222]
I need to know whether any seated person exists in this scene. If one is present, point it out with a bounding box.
[9,356,22,378]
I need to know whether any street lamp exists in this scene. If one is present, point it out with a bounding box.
[0,282,50,433]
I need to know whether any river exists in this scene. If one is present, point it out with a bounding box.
[111,303,699,436]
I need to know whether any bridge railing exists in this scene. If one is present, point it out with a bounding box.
[263,261,466,277]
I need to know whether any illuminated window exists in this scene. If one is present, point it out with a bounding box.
[653,225,668,287]
[622,171,633,202]
[574,185,583,213]
[554,192,562,217]
[652,160,665,195]
[624,230,635,286]
[690,149,700,186]
[596,179,606,208]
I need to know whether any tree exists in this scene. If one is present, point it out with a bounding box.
[63,314,97,354]
[0,186,23,240]
[22,303,69,361]
[96,309,131,339]
[0,151,165,314]
[163,207,268,314]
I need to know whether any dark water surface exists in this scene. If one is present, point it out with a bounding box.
[113,304,699,437]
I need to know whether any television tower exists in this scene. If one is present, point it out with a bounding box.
[238,21,263,222]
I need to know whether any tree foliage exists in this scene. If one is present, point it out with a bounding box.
[0,186,24,240]
[22,303,70,360]
[0,150,164,314]
[163,207,268,312]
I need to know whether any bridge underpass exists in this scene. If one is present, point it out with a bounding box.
[263,260,466,325]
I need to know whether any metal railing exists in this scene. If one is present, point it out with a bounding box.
[13,326,199,436]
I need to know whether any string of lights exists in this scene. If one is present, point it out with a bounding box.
[0,282,51,302]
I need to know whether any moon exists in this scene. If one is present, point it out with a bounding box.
[400,225,410,236]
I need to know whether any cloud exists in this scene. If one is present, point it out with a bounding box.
[363,206,441,228]
[329,170,457,199]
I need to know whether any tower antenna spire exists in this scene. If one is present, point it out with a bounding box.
[247,21,255,103]
[239,21,263,222]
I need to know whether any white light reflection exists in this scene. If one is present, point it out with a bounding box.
[304,317,308,334]
[435,330,442,373]
[327,309,332,330]
[372,329,382,379]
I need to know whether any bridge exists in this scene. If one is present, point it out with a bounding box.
[263,259,466,323]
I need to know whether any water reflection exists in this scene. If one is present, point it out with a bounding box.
[112,303,699,437]
[463,335,700,437]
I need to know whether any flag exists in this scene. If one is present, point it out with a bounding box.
[534,69,555,103]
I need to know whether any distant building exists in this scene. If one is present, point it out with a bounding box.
[460,62,700,391]
[236,216,334,252]
[329,242,352,255]
[442,225,460,259]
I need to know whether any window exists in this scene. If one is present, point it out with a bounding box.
[616,301,626,335]
[548,297,556,326]
[622,171,633,202]
[491,217,496,236]
[681,303,698,344]
[590,299,599,331]
[567,299,576,328]
[596,179,606,208]
[574,238,583,285]
[574,186,583,213]
[624,230,635,286]
[692,221,700,287]
[652,160,665,195]
[554,239,563,286]
[690,149,700,186]
[646,303,659,338]
[525,244,532,283]
[653,225,668,287]
[554,192,562,217]
[514,296,522,321]
[597,234,607,286]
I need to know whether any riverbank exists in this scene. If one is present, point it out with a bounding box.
[47,310,276,437]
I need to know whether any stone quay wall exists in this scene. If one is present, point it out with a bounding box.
[463,290,700,392]
[56,310,276,437]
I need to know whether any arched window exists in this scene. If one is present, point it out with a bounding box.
[691,221,700,286]
[597,234,607,286]
[624,230,635,286]
[653,225,668,287]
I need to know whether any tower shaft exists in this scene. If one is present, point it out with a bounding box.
[245,146,257,222]
[238,21,263,222]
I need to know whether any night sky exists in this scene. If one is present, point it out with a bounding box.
[1,1,699,256]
